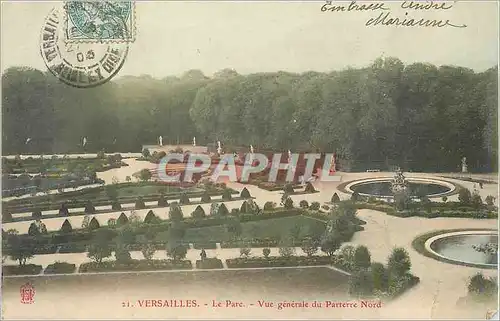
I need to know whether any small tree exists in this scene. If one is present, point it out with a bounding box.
[239,243,252,258]
[84,201,96,214]
[88,217,100,230]
[192,205,206,219]
[217,203,229,216]
[304,182,316,193]
[222,189,232,201]
[441,196,448,203]
[141,243,156,261]
[210,203,220,216]
[201,191,211,203]
[158,194,168,207]
[169,203,184,221]
[117,212,129,226]
[278,237,296,258]
[166,242,188,261]
[299,200,309,208]
[32,210,42,220]
[111,200,122,211]
[7,233,35,266]
[353,245,371,270]
[301,237,318,257]
[144,210,160,224]
[331,193,341,204]
[371,262,389,291]
[115,245,132,264]
[240,187,251,199]
[107,218,117,227]
[2,211,12,223]
[179,193,190,205]
[458,188,472,205]
[59,203,69,216]
[87,229,112,264]
[139,169,152,182]
[351,192,360,202]
[321,234,342,257]
[340,245,356,270]
[468,272,498,298]
[309,201,320,211]
[81,215,90,229]
[284,197,294,209]
[142,148,151,158]
[387,247,411,278]
[60,219,73,233]
[349,270,374,298]
[262,248,271,258]
[471,193,483,209]
[128,210,141,225]
[28,223,40,236]
[485,195,495,206]
[135,197,146,209]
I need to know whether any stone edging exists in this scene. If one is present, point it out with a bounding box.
[338,177,458,199]
[423,230,498,269]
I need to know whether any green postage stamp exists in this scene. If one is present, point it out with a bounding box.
[64,1,135,42]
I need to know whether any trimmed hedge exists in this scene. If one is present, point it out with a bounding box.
[221,238,280,248]
[44,262,76,274]
[78,259,192,273]
[196,258,223,269]
[193,242,217,250]
[58,243,87,253]
[33,244,58,255]
[2,264,43,276]
[226,256,335,268]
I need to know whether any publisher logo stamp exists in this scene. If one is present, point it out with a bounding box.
[20,282,36,304]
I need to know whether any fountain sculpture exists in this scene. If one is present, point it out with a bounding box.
[391,168,409,195]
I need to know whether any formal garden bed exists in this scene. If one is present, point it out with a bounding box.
[2,264,43,276]
[44,262,76,274]
[196,258,224,269]
[78,259,192,273]
[226,256,335,268]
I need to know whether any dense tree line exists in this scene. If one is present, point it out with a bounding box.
[2,58,497,172]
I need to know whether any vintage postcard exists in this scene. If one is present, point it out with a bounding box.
[1,0,498,320]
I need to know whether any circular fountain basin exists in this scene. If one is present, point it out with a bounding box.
[424,230,498,268]
[345,177,455,198]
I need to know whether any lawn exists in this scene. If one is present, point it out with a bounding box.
[183,215,326,243]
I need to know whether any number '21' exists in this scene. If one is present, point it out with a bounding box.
[76,50,95,62]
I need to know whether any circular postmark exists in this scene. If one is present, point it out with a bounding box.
[40,7,128,88]
[66,2,132,40]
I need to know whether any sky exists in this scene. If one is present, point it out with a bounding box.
[1,0,498,78]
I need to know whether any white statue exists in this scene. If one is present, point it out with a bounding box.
[193,137,196,147]
[288,150,292,162]
[82,137,87,147]
[250,145,254,154]
[461,157,468,173]
[217,141,222,155]
[159,136,163,146]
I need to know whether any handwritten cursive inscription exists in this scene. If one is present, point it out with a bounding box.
[320,0,467,28]
[321,1,389,12]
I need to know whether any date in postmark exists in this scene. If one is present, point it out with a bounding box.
[64,1,136,43]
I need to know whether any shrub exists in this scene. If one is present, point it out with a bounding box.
[217,203,229,216]
[305,182,316,193]
[169,203,184,221]
[59,203,69,216]
[135,197,146,209]
[240,187,251,198]
[44,262,76,274]
[351,192,360,202]
[458,188,472,205]
[201,191,211,203]
[278,238,296,257]
[141,243,156,260]
[60,219,73,233]
[158,194,168,207]
[87,230,112,263]
[321,204,330,211]
[179,193,190,205]
[301,237,318,257]
[485,195,495,206]
[468,272,498,299]
[115,246,132,263]
[32,210,42,219]
[263,248,271,258]
[230,208,239,216]
[88,217,100,230]
[107,218,116,227]
[142,148,151,158]
[387,247,411,277]
[191,205,206,219]
[283,183,295,194]
[263,201,276,211]
[240,246,252,258]
[471,193,483,208]
[441,196,448,203]
[222,189,233,201]
[299,200,309,208]
[309,201,321,211]
[3,211,13,223]
[331,193,341,203]
[144,210,160,224]
[28,222,40,236]
[166,243,188,261]
[321,234,342,257]
[349,270,374,298]
[111,200,122,211]
[371,262,389,291]
[117,212,129,226]
[196,258,223,269]
[84,201,96,214]
[284,197,294,209]
[353,245,371,270]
